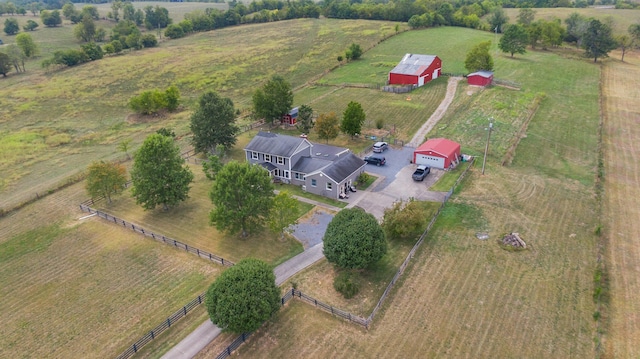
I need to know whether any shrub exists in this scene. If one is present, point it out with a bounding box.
[356,172,371,186]
[375,118,384,129]
[165,24,185,39]
[129,89,167,115]
[333,271,360,299]
[140,34,158,48]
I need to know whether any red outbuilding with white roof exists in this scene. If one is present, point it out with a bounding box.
[413,138,461,169]
[388,54,442,87]
[467,71,494,87]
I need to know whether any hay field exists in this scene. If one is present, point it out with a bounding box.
[228,30,602,358]
[75,1,227,22]
[601,51,640,358]
[0,181,222,359]
[0,18,397,212]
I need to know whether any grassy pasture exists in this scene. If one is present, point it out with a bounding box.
[75,1,227,22]
[503,8,640,35]
[601,52,640,358]
[231,28,602,358]
[0,18,398,212]
[0,180,222,359]
[95,162,306,265]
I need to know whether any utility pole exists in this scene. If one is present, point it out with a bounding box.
[482,118,494,175]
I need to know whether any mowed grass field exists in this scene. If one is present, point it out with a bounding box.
[223,28,603,357]
[0,18,398,212]
[601,51,640,358]
[503,8,640,35]
[0,180,222,359]
[95,162,306,266]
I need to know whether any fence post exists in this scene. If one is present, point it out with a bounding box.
[133,343,137,353]
[150,330,155,339]
[167,318,171,327]
[183,306,187,316]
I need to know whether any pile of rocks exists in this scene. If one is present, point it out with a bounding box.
[502,232,526,249]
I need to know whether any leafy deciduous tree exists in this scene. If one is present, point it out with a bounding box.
[516,8,535,27]
[252,75,294,125]
[629,24,640,44]
[268,191,299,240]
[341,101,365,138]
[74,14,96,42]
[0,52,13,77]
[16,33,38,58]
[145,5,172,30]
[40,10,62,27]
[382,199,428,240]
[4,18,19,35]
[209,161,274,237]
[205,258,280,333]
[140,34,158,48]
[164,85,179,111]
[488,7,509,33]
[81,42,103,61]
[130,133,194,210]
[202,154,223,181]
[345,43,363,61]
[296,104,314,135]
[23,20,38,31]
[582,18,617,63]
[499,24,529,58]
[190,91,239,153]
[616,34,633,62]
[85,161,127,203]
[323,207,387,269]
[117,138,132,159]
[128,89,167,115]
[464,41,493,73]
[315,112,340,144]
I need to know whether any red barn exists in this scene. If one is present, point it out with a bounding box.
[467,71,494,87]
[388,54,442,87]
[413,138,461,170]
[281,107,298,126]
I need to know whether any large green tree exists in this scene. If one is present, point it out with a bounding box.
[488,7,509,33]
[23,20,39,32]
[616,34,633,62]
[341,101,366,138]
[252,75,293,124]
[74,14,96,42]
[190,91,239,153]
[323,207,387,269]
[582,18,616,63]
[516,8,535,27]
[0,52,13,77]
[15,33,38,58]
[464,41,493,73]
[144,5,172,30]
[205,258,280,333]
[130,133,194,210]
[85,161,127,203]
[209,161,274,237]
[268,191,299,240]
[4,18,19,35]
[296,104,314,135]
[40,10,62,27]
[499,24,529,58]
[315,112,340,144]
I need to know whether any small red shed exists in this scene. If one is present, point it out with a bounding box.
[413,138,461,170]
[388,54,442,87]
[281,107,298,126]
[467,71,494,87]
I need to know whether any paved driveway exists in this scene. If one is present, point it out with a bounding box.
[353,146,448,220]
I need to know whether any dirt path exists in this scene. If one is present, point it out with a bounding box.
[407,77,462,148]
[601,56,640,358]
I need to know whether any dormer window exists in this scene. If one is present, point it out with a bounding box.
[251,152,259,160]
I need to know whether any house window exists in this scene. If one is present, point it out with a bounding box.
[326,182,332,191]
[311,179,317,187]
[277,156,284,165]
[265,154,272,162]
[251,151,259,160]
[284,171,290,179]
[294,172,305,180]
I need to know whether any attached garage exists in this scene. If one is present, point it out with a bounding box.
[388,54,442,87]
[413,138,461,170]
[467,71,494,87]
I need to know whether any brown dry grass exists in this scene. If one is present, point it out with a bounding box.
[0,181,222,359]
[601,51,640,358]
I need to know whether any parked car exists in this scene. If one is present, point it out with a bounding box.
[412,165,430,181]
[364,155,386,166]
[372,141,388,153]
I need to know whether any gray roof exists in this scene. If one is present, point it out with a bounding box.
[468,70,494,78]
[310,143,349,160]
[321,153,365,183]
[390,54,438,76]
[291,156,332,173]
[258,162,277,171]
[245,131,309,157]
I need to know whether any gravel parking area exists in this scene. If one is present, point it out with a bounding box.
[288,209,334,249]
